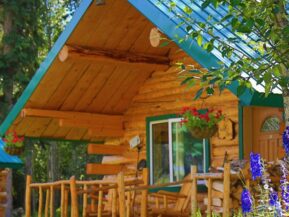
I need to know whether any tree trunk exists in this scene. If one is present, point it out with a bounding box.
[283,94,289,126]
[5,170,12,217]
[2,8,14,113]
[2,8,14,216]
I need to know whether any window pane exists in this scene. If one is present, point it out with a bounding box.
[261,116,280,132]
[152,122,170,184]
[172,122,204,181]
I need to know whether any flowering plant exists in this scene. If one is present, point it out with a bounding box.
[180,106,224,129]
[3,131,24,148]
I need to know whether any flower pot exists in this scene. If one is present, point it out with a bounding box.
[4,146,24,156]
[189,125,217,139]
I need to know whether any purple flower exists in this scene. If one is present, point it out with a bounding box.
[283,126,289,155]
[269,191,278,206]
[241,189,252,214]
[250,152,263,180]
[281,182,289,209]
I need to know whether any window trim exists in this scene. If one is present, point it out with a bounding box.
[146,113,210,185]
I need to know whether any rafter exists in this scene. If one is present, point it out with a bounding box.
[21,108,124,137]
[59,44,170,69]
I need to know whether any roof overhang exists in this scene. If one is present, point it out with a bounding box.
[0,0,283,142]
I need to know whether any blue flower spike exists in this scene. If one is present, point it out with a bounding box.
[283,126,289,155]
[241,188,253,214]
[250,152,263,180]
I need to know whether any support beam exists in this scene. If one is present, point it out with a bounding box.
[86,164,124,175]
[21,108,123,123]
[87,144,127,155]
[59,44,170,69]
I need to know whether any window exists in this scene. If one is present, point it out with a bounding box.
[261,116,280,132]
[148,115,209,184]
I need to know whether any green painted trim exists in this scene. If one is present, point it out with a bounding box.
[238,103,244,159]
[0,162,23,169]
[249,92,283,108]
[205,139,210,172]
[0,0,93,136]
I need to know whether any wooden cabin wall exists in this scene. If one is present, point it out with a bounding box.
[106,51,240,169]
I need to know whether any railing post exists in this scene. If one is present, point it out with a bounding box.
[64,189,69,217]
[112,188,117,217]
[70,176,79,217]
[207,178,212,216]
[38,186,43,217]
[50,185,54,217]
[25,175,32,217]
[191,165,197,217]
[117,171,126,217]
[82,184,87,217]
[223,163,230,217]
[61,183,65,217]
[45,189,50,217]
[141,168,148,217]
[98,184,103,217]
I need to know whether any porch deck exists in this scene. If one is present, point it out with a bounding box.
[25,163,236,217]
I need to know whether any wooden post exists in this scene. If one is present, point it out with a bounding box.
[112,188,117,217]
[25,176,32,217]
[45,189,50,217]
[64,189,69,217]
[223,163,230,217]
[117,171,125,217]
[126,191,131,217]
[61,183,65,217]
[83,184,88,217]
[98,185,103,217]
[38,186,43,217]
[191,165,197,217]
[50,185,54,217]
[141,168,148,217]
[163,195,167,208]
[70,176,79,217]
[91,185,96,213]
[207,178,212,216]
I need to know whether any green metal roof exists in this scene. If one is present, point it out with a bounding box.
[128,0,283,107]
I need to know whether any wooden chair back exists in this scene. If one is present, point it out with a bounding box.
[174,174,193,212]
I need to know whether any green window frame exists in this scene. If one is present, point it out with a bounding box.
[146,113,210,186]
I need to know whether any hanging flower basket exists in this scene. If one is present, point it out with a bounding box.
[4,146,24,156]
[3,131,24,156]
[180,106,223,139]
[189,125,218,139]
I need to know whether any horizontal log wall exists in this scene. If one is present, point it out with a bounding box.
[107,52,240,169]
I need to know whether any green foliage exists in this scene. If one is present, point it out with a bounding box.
[167,0,289,99]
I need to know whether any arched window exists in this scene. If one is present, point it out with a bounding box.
[261,116,280,132]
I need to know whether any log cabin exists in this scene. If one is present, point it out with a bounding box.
[0,140,22,216]
[0,0,284,192]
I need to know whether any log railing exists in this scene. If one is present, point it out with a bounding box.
[191,162,233,217]
[25,165,234,217]
[25,170,147,217]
